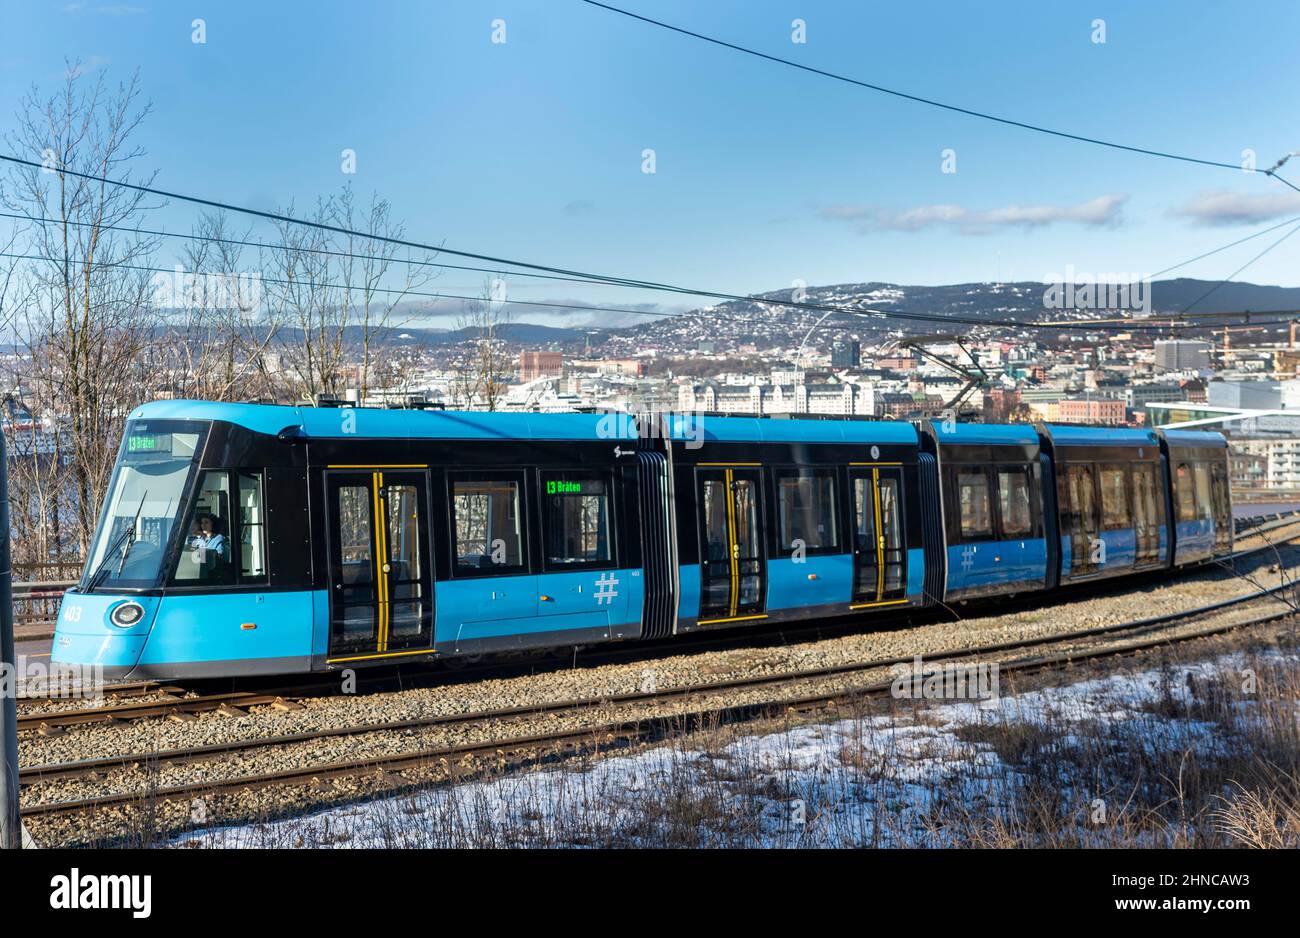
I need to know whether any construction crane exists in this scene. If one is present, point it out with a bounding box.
[1219,323,1270,365]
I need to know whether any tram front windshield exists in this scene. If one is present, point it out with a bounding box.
[81,420,209,590]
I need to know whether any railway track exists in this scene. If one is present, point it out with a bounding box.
[18,515,1300,731]
[19,690,307,733]
[17,681,184,703]
[20,576,1298,822]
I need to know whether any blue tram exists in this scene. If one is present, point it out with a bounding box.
[51,401,1233,680]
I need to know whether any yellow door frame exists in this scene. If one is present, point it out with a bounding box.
[849,464,909,611]
[325,465,434,664]
[697,464,768,626]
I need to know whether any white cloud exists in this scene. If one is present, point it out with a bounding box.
[562,199,596,218]
[821,194,1128,234]
[63,3,146,11]
[1172,189,1300,226]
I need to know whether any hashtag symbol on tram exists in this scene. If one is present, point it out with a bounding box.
[594,572,620,605]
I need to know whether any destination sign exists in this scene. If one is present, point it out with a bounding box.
[545,478,605,496]
[126,430,185,456]
[127,433,163,453]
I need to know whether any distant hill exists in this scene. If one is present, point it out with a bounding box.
[595,278,1300,351]
[249,322,603,350]
[136,278,1299,358]
[428,322,605,347]
[386,278,1300,352]
[1138,278,1300,314]
[709,278,1300,322]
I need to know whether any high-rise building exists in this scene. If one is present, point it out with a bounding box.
[831,340,861,369]
[1154,340,1211,372]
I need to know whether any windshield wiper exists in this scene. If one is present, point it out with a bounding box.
[85,490,148,591]
[114,525,138,576]
[85,526,131,592]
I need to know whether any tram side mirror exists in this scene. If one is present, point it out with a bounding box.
[276,425,308,444]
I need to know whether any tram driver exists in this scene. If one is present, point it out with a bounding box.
[185,512,229,578]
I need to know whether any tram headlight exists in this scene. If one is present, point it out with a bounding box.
[109,601,145,628]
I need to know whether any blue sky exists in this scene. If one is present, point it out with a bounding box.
[4,0,1300,325]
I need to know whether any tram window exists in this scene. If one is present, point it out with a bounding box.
[1210,461,1230,521]
[451,477,524,574]
[853,477,878,555]
[1175,463,1196,522]
[174,471,234,584]
[775,470,839,553]
[237,472,267,579]
[1133,463,1162,536]
[1099,464,1131,530]
[336,484,373,583]
[996,467,1034,538]
[385,484,421,582]
[1055,471,1073,531]
[956,470,993,540]
[542,472,613,567]
[1193,463,1213,520]
[1211,461,1231,548]
[1058,464,1097,538]
[701,477,730,562]
[1075,465,1096,527]
[877,475,905,594]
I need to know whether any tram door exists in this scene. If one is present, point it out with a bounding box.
[325,469,433,660]
[1210,461,1232,552]
[850,467,907,605]
[1132,462,1162,566]
[697,467,765,622]
[1058,463,1100,576]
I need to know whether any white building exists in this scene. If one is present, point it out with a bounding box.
[678,380,877,417]
[1233,438,1300,487]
